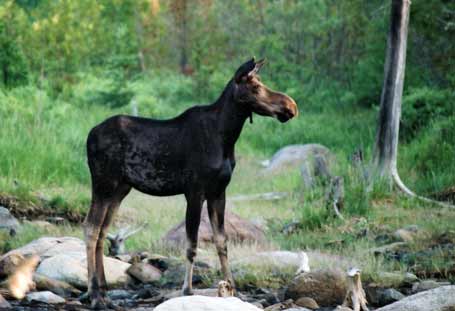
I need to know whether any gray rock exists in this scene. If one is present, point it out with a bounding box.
[262,144,332,175]
[285,269,347,307]
[26,291,66,304]
[1,236,86,260]
[412,280,449,293]
[0,206,20,235]
[380,288,405,305]
[107,289,134,300]
[0,294,10,308]
[375,285,455,311]
[36,251,131,289]
[127,262,162,283]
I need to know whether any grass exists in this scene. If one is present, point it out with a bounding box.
[0,71,454,289]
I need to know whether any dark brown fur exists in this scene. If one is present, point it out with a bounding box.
[83,58,297,308]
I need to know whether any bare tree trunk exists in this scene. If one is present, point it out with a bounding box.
[373,0,410,179]
[372,0,454,208]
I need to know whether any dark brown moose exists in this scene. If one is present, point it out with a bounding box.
[83,58,298,309]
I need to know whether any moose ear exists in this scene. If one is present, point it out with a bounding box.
[234,57,257,83]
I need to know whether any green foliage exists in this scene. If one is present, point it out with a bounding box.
[401,88,455,140]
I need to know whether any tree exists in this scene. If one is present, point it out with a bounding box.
[372,0,453,208]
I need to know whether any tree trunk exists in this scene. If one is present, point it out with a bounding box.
[372,0,454,208]
[373,0,410,180]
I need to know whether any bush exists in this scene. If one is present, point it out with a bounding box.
[401,87,454,140]
[0,22,29,88]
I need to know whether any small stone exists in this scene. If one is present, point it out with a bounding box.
[295,297,319,309]
[26,291,66,304]
[107,289,133,300]
[0,206,20,236]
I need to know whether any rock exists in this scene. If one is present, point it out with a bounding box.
[371,242,408,256]
[285,269,347,307]
[163,208,265,246]
[375,285,455,311]
[295,296,319,309]
[367,285,406,306]
[0,294,10,308]
[335,307,353,311]
[411,280,448,293]
[403,272,419,284]
[154,295,262,311]
[36,252,130,289]
[264,299,298,311]
[1,236,86,260]
[0,206,20,235]
[107,289,134,300]
[26,291,65,304]
[377,288,405,305]
[262,144,332,175]
[393,226,420,243]
[127,262,162,283]
[147,254,170,271]
[33,273,82,298]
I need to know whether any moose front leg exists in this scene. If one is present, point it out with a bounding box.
[182,192,203,296]
[207,192,235,289]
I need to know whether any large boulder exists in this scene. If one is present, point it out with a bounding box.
[262,144,332,175]
[163,208,265,246]
[36,252,130,289]
[375,285,455,311]
[0,206,20,235]
[285,269,347,307]
[1,236,86,260]
[154,295,262,311]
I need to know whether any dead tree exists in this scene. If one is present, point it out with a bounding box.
[342,268,369,311]
[372,0,453,208]
[325,176,345,220]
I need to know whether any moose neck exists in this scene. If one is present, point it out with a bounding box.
[214,80,250,149]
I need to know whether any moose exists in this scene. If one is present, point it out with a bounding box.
[83,58,297,308]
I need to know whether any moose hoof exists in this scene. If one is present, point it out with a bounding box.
[182,287,194,296]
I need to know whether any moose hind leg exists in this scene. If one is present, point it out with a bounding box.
[96,185,131,299]
[182,192,203,296]
[208,193,235,288]
[83,198,110,308]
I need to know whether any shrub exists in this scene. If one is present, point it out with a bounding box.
[401,87,454,140]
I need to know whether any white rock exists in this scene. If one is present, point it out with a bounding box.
[26,291,65,304]
[375,285,455,311]
[36,252,130,289]
[154,296,262,311]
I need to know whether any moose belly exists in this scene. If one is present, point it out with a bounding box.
[124,164,186,196]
